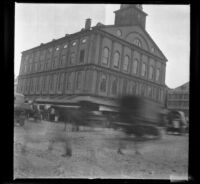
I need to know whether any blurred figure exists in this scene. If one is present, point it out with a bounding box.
[115,95,163,154]
[21,120,72,157]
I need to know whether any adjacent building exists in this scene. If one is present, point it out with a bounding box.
[17,4,168,111]
[167,82,189,119]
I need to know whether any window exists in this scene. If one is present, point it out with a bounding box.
[151,47,155,53]
[122,80,127,94]
[45,75,50,93]
[132,82,137,94]
[113,51,120,68]
[123,55,129,71]
[111,78,118,95]
[156,69,160,82]
[76,72,82,90]
[36,77,40,93]
[141,84,145,96]
[52,74,58,92]
[141,63,146,77]
[148,86,153,98]
[149,66,154,80]
[82,39,87,43]
[39,77,43,93]
[42,76,46,92]
[56,47,60,51]
[40,63,44,71]
[116,29,122,37]
[49,75,54,91]
[66,73,72,90]
[100,74,107,92]
[52,57,59,69]
[69,52,75,64]
[37,63,41,72]
[60,55,66,67]
[72,41,76,46]
[79,49,85,63]
[58,73,65,92]
[156,89,159,100]
[64,44,68,49]
[133,59,138,74]
[133,38,142,47]
[160,90,164,102]
[102,47,109,65]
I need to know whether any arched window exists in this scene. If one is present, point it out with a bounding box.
[69,52,75,65]
[141,63,146,77]
[149,66,154,80]
[111,78,118,95]
[113,51,120,68]
[133,38,142,47]
[156,69,160,82]
[100,74,107,92]
[102,47,109,65]
[60,55,66,67]
[133,59,138,74]
[123,55,129,71]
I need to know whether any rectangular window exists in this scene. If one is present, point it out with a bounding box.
[66,73,72,90]
[79,49,85,63]
[99,74,107,93]
[45,75,50,93]
[53,74,57,93]
[36,77,40,93]
[76,72,82,90]
[58,73,65,92]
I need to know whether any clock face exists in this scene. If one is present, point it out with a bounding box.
[117,29,122,37]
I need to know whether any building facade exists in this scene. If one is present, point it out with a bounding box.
[17,4,168,110]
[167,82,189,119]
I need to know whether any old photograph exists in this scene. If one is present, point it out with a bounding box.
[14,4,190,179]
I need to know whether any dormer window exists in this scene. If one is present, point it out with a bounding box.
[133,38,142,48]
[151,47,155,53]
[82,39,87,43]
[116,29,122,37]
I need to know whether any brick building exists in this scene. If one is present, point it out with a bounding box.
[167,82,189,120]
[17,4,168,111]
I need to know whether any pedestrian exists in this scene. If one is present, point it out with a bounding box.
[50,107,55,122]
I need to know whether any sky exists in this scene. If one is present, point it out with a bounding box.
[15,4,190,89]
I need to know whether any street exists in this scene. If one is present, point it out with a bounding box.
[14,120,188,179]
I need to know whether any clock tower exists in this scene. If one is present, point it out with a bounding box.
[114,4,148,29]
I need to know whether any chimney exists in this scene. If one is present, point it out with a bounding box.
[85,18,91,30]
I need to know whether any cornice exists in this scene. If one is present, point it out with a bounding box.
[19,63,166,88]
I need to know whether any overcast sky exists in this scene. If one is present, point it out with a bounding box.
[15,4,190,89]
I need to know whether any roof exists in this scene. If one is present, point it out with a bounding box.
[99,24,167,61]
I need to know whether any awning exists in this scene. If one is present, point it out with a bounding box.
[99,105,119,112]
[34,95,119,108]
